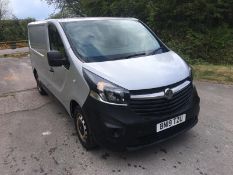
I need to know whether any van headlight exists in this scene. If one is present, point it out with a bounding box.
[83,69,129,105]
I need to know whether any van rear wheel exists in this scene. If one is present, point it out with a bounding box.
[34,72,47,96]
[37,81,47,95]
[73,106,97,150]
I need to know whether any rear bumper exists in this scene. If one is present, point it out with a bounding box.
[82,86,200,151]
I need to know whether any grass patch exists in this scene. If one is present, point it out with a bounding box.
[0,52,29,58]
[192,64,233,84]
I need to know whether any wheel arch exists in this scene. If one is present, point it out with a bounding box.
[70,100,81,118]
[33,68,38,78]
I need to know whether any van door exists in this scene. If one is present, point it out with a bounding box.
[48,23,69,102]
[28,24,51,88]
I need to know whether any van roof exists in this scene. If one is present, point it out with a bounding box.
[28,17,138,26]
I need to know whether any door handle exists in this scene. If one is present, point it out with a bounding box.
[49,67,54,72]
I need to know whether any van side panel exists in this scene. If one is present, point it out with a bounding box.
[28,21,90,115]
[45,22,90,113]
[28,24,51,88]
[60,54,90,114]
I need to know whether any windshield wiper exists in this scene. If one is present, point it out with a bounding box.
[147,47,163,56]
[125,52,147,59]
[125,48,163,59]
[109,48,164,61]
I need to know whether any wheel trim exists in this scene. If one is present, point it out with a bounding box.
[76,113,88,143]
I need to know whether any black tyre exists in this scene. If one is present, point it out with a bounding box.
[73,106,97,150]
[34,72,47,96]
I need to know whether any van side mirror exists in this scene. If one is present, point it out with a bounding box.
[47,50,67,67]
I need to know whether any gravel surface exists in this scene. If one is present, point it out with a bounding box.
[0,57,232,175]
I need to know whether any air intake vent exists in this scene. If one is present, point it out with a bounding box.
[129,81,193,117]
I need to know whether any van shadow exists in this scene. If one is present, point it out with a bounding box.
[95,131,196,161]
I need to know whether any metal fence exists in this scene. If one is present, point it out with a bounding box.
[0,40,28,50]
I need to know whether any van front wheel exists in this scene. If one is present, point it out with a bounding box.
[73,107,97,150]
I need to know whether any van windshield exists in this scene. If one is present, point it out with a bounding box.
[61,19,167,62]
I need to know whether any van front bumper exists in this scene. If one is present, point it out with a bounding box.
[82,86,200,151]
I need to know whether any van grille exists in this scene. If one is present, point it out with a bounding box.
[129,82,193,117]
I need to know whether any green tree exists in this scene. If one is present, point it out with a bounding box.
[0,18,35,42]
[45,0,233,64]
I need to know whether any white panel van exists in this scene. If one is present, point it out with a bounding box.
[28,18,200,151]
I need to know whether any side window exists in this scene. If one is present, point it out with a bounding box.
[48,24,66,57]
[29,25,47,50]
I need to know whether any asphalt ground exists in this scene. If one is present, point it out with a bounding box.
[0,57,232,175]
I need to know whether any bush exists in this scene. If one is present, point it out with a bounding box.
[0,18,35,42]
[79,0,233,65]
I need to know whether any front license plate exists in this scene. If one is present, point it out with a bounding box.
[156,114,186,132]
